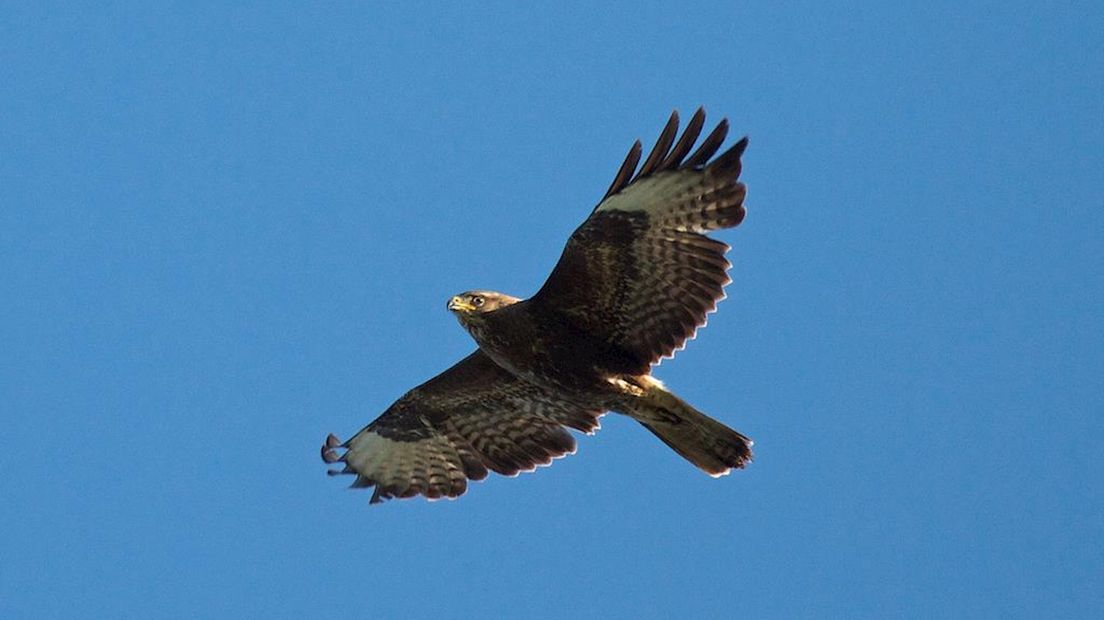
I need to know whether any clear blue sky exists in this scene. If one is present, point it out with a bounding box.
[2,2,1101,618]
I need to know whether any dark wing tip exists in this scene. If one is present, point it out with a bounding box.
[633,110,680,181]
[685,118,730,168]
[659,107,706,172]
[600,109,743,205]
[602,140,643,200]
[321,433,345,464]
[707,135,750,179]
[731,135,750,159]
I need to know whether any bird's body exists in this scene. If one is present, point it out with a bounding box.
[455,296,641,398]
[323,108,755,503]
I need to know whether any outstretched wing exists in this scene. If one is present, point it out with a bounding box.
[322,351,603,504]
[532,108,748,370]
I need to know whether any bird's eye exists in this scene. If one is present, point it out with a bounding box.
[472,296,485,307]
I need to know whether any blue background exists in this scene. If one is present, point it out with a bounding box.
[2,2,1101,618]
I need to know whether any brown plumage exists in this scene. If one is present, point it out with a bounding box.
[323,108,753,504]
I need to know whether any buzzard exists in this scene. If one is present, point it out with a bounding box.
[322,108,753,503]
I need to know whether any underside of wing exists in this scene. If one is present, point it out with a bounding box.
[322,351,603,504]
[533,108,749,368]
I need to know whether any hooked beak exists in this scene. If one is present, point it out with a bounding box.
[448,296,474,312]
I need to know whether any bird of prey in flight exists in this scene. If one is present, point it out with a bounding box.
[322,108,753,504]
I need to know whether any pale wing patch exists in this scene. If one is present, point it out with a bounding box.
[336,428,473,504]
[596,172,689,214]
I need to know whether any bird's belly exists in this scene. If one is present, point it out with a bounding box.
[473,325,624,396]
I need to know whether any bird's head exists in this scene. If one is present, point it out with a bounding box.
[447,290,520,321]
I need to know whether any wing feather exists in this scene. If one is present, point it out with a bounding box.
[323,351,603,504]
[533,109,749,367]
[659,107,705,172]
[685,117,730,167]
[633,110,680,180]
[602,140,642,201]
